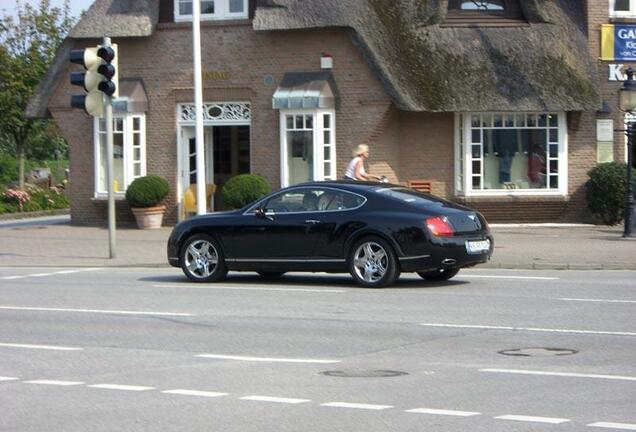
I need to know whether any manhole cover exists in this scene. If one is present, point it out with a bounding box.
[498,347,578,357]
[321,369,408,378]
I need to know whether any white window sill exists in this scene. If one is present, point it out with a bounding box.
[465,190,567,198]
[92,193,126,201]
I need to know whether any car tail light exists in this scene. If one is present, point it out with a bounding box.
[425,216,454,237]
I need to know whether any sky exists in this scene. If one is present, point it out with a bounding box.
[1,0,94,18]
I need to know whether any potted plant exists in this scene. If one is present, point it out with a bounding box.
[125,175,170,229]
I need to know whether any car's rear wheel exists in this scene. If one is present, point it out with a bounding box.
[257,271,286,278]
[180,234,227,283]
[418,267,460,281]
[349,237,399,288]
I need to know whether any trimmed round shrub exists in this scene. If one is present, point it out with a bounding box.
[586,162,636,225]
[125,175,170,208]
[221,174,271,209]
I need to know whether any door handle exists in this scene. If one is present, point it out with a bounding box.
[304,219,321,225]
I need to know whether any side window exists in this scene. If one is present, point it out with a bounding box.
[265,190,306,213]
[263,189,365,213]
[316,189,365,211]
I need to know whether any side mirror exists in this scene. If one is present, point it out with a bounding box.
[255,208,274,220]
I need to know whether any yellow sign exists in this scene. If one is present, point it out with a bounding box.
[202,71,230,81]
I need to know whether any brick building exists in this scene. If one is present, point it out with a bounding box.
[27,0,630,226]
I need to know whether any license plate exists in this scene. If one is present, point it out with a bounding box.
[466,239,490,254]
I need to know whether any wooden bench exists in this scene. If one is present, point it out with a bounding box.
[407,180,433,194]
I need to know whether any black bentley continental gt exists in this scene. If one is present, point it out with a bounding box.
[167,181,494,288]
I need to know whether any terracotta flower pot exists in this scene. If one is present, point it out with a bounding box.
[131,205,166,229]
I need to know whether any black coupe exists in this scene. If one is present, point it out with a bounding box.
[167,181,494,287]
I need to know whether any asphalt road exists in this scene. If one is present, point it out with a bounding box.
[0,268,634,432]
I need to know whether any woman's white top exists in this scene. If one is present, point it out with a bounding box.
[345,156,365,179]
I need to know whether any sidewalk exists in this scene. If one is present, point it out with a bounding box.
[0,216,633,270]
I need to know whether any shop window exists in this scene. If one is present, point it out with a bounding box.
[445,0,524,25]
[174,0,248,22]
[94,114,146,196]
[280,111,336,187]
[456,113,566,195]
[610,0,636,17]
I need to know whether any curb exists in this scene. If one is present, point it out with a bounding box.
[0,209,70,221]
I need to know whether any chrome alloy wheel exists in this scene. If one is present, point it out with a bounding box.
[184,239,219,279]
[353,241,388,283]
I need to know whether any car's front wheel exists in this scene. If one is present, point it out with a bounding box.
[418,267,460,281]
[349,237,399,288]
[180,234,227,283]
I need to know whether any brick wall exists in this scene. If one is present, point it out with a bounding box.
[47,6,615,225]
[49,24,391,226]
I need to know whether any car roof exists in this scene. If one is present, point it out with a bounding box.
[293,180,398,193]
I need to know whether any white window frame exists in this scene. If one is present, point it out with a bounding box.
[610,0,636,17]
[454,112,568,197]
[93,114,147,197]
[279,109,337,188]
[174,0,249,22]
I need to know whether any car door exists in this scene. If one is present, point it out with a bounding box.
[231,188,325,260]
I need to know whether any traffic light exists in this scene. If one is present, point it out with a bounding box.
[69,44,118,116]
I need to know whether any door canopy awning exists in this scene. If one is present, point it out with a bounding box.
[113,79,149,113]
[273,72,339,110]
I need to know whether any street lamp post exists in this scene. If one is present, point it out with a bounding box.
[618,67,636,237]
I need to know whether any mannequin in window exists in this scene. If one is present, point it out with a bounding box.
[493,129,517,183]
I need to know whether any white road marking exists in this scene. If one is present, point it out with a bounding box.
[558,298,636,304]
[495,415,570,424]
[588,422,636,430]
[0,343,82,351]
[161,389,228,398]
[0,306,193,317]
[196,354,340,364]
[321,402,393,410]
[23,380,84,386]
[240,395,310,404]
[88,384,154,391]
[152,284,344,293]
[405,408,481,417]
[420,323,636,337]
[459,275,559,280]
[0,268,102,280]
[0,376,18,381]
[481,368,636,382]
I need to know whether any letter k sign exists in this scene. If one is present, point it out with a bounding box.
[610,64,626,81]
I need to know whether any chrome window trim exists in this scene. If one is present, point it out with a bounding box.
[243,186,368,216]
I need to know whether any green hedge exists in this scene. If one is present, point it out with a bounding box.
[125,175,170,208]
[221,174,271,209]
[586,162,636,225]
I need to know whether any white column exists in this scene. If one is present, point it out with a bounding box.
[192,0,206,215]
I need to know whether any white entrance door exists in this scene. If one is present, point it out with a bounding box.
[179,127,214,216]
[280,110,336,187]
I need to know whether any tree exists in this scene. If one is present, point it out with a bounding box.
[0,0,75,188]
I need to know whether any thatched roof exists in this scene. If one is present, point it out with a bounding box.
[253,0,599,112]
[69,0,158,38]
[27,0,599,118]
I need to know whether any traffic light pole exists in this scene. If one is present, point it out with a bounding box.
[103,37,116,258]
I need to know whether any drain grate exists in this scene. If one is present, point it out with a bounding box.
[321,369,408,378]
[498,347,578,357]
